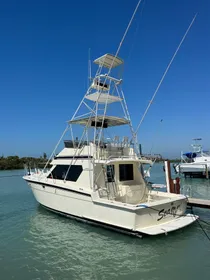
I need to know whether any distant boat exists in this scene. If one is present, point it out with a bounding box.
[174,138,210,177]
[152,184,166,189]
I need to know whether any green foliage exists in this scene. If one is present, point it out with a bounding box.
[0,155,48,170]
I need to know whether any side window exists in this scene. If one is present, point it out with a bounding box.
[48,165,83,182]
[106,165,115,182]
[48,165,68,180]
[66,165,83,182]
[119,164,133,181]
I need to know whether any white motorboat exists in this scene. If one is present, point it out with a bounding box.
[174,139,210,177]
[23,51,197,236]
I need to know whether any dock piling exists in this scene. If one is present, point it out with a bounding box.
[165,161,173,193]
[164,161,210,210]
[205,164,209,179]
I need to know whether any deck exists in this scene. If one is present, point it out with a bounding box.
[187,198,210,209]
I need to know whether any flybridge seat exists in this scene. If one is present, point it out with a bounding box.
[91,79,109,91]
[106,136,130,148]
[94,53,124,69]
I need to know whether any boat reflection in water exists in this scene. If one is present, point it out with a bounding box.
[24,205,199,280]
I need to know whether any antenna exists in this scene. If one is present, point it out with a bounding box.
[88,48,92,85]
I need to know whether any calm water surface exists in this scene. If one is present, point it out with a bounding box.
[1,164,210,280]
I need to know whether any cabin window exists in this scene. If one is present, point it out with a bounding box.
[119,164,133,181]
[48,165,83,182]
[106,165,115,182]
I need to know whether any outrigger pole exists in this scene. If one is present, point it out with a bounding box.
[135,13,197,137]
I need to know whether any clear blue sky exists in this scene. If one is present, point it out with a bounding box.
[0,0,210,158]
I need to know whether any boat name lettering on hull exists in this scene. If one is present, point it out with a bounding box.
[157,205,181,221]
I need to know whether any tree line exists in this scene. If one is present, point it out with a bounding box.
[0,153,48,170]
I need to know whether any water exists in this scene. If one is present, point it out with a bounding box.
[1,165,210,280]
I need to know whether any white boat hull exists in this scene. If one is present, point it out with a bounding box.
[175,163,210,174]
[26,180,197,236]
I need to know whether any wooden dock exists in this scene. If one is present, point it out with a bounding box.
[163,160,210,210]
[187,198,210,209]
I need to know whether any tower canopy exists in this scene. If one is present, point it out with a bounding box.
[68,116,129,127]
[94,54,123,69]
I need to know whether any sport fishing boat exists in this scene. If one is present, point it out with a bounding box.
[174,138,210,177]
[23,53,197,236]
